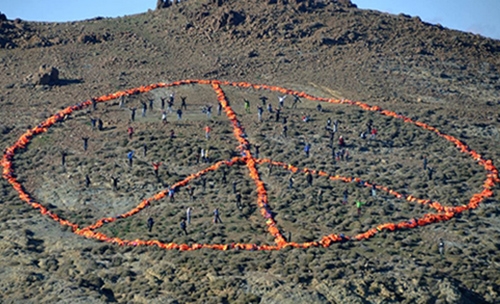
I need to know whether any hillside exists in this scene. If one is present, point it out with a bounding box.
[1,0,499,303]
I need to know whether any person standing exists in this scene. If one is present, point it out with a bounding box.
[152,162,161,178]
[147,217,154,232]
[439,238,444,257]
[127,150,134,167]
[149,98,154,110]
[177,108,183,120]
[306,171,313,187]
[143,144,147,157]
[235,192,242,210]
[204,125,211,140]
[257,106,263,122]
[356,201,366,216]
[186,207,192,225]
[244,99,250,113]
[85,174,91,188]
[127,126,134,139]
[168,188,175,202]
[283,125,288,138]
[343,189,348,204]
[304,143,311,158]
[259,96,268,106]
[180,219,187,235]
[423,156,428,170]
[181,97,187,110]
[82,137,89,151]
[141,101,147,117]
[97,119,104,131]
[61,151,67,166]
[278,95,286,108]
[371,184,376,197]
[130,107,137,122]
[162,111,167,124]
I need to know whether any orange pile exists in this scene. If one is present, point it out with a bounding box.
[2,79,498,250]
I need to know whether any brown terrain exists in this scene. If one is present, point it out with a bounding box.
[1,0,500,303]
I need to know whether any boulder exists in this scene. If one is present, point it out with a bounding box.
[36,65,59,85]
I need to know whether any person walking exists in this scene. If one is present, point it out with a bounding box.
[85,174,91,188]
[278,95,286,108]
[213,208,222,224]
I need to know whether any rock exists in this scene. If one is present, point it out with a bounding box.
[0,11,6,21]
[77,33,97,44]
[36,65,59,85]
[156,0,171,10]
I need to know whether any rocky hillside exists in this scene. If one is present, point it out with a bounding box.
[0,0,499,303]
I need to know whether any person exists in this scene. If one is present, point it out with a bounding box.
[181,96,187,110]
[85,174,91,188]
[316,103,322,112]
[339,135,345,147]
[370,128,377,140]
[149,98,154,110]
[267,102,273,114]
[160,97,165,110]
[170,129,175,139]
[275,107,281,122]
[428,167,434,180]
[152,162,161,178]
[147,217,154,232]
[119,95,125,108]
[235,192,242,209]
[90,117,97,130]
[360,131,366,139]
[180,218,187,235]
[356,201,366,216]
[127,150,134,167]
[259,96,268,106]
[141,101,147,117]
[111,176,119,190]
[206,105,212,119]
[304,143,311,158]
[278,95,286,108]
[213,208,222,224]
[326,118,332,128]
[288,175,294,189]
[200,148,205,163]
[97,119,104,131]
[82,137,89,151]
[439,238,444,256]
[254,145,260,158]
[168,188,175,202]
[232,181,237,194]
[283,125,288,138]
[244,99,250,113]
[127,126,134,139]
[217,102,222,116]
[201,176,207,193]
[169,92,175,105]
[345,149,350,161]
[423,156,427,170]
[333,119,338,133]
[130,107,137,122]
[177,108,182,120]
[188,186,195,201]
[371,184,376,197]
[204,125,211,140]
[143,144,147,157]
[186,207,192,224]
[292,94,301,108]
[221,169,227,184]
[343,189,348,204]
[317,189,324,203]
[306,171,313,187]
[366,119,373,134]
[91,98,97,111]
[301,114,309,123]
[257,106,263,122]
[162,111,167,124]
[282,116,287,124]
[61,151,67,166]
